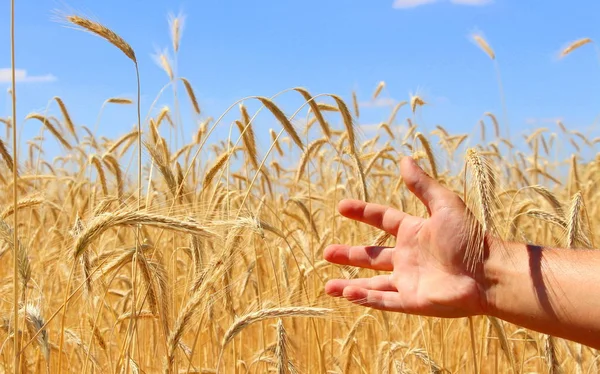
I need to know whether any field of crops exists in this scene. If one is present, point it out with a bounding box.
[2,7,600,374]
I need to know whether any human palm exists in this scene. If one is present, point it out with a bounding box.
[324,157,487,318]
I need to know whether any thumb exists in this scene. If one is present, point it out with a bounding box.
[400,156,461,214]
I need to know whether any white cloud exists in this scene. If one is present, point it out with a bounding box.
[393,0,438,9]
[393,0,492,8]
[450,0,493,5]
[0,68,57,83]
[524,117,563,126]
[360,123,383,132]
[360,97,396,108]
[360,123,409,139]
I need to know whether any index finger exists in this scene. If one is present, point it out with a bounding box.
[338,199,406,236]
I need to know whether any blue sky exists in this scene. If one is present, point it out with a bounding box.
[1,0,599,160]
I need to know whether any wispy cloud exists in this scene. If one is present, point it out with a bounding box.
[360,123,383,132]
[360,97,396,108]
[450,0,492,5]
[393,0,438,9]
[524,117,563,126]
[360,123,409,136]
[0,68,57,83]
[393,0,492,9]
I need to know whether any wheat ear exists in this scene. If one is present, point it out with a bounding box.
[73,211,214,258]
[373,81,385,99]
[257,97,304,150]
[180,77,201,114]
[66,15,136,63]
[294,88,331,139]
[560,38,593,58]
[471,33,495,60]
[221,307,331,349]
[26,114,72,150]
[53,97,78,141]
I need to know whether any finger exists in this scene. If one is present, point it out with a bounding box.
[324,244,394,271]
[325,275,396,296]
[338,199,407,235]
[341,286,411,313]
[400,156,464,214]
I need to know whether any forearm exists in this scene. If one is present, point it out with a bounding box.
[483,239,600,349]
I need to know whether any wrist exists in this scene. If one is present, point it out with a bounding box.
[478,236,516,317]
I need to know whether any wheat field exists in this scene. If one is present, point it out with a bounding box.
[2,8,600,374]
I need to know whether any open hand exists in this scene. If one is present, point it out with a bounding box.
[324,157,489,318]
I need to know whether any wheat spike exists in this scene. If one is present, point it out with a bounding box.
[294,88,331,139]
[415,132,437,179]
[464,148,497,271]
[181,77,201,114]
[66,15,136,63]
[352,91,360,118]
[560,38,593,58]
[0,218,31,296]
[410,95,426,114]
[20,304,50,365]
[73,210,214,258]
[53,97,79,142]
[0,197,43,219]
[373,81,385,99]
[275,319,290,374]
[471,33,495,60]
[295,139,328,183]
[484,112,500,137]
[106,97,133,104]
[221,307,331,349]
[26,114,72,150]
[257,97,304,150]
[168,11,185,53]
[203,150,234,189]
[0,138,15,173]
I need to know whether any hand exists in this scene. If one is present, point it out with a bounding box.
[324,157,489,318]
